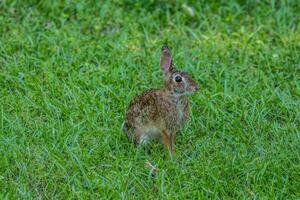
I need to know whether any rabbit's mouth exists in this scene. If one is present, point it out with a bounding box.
[172,89,192,97]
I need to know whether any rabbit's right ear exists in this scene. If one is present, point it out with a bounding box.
[160,45,172,73]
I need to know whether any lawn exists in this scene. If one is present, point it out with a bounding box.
[0,0,299,199]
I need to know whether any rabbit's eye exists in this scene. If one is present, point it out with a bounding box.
[175,76,182,82]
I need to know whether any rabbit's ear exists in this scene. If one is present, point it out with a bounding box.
[160,45,172,73]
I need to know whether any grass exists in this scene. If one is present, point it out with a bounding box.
[0,0,299,199]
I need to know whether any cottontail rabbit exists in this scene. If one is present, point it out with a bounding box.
[123,45,198,156]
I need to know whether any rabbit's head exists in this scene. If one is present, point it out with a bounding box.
[160,45,198,97]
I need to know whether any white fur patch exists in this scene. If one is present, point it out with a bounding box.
[139,135,149,145]
[138,126,160,145]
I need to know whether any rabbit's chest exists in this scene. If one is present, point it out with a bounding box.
[173,99,189,127]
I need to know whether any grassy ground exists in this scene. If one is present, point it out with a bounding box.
[1,0,300,199]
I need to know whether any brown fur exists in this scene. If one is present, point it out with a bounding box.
[123,45,198,155]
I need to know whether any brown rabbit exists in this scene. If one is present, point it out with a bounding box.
[123,45,198,156]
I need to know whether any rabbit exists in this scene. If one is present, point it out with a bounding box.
[123,45,198,156]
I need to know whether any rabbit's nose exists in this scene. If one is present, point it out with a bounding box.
[194,85,199,92]
[190,85,198,92]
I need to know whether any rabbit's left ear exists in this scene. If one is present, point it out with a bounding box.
[160,45,172,73]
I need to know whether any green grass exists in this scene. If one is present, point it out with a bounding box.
[0,0,300,199]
